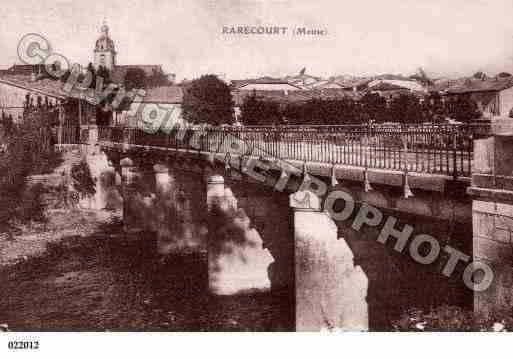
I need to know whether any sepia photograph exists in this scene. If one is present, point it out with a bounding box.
[1,0,513,355]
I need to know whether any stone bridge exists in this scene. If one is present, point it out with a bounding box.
[69,122,513,331]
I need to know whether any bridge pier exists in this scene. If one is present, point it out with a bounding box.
[120,157,133,233]
[154,163,174,197]
[206,174,225,211]
[206,174,274,296]
[469,118,513,315]
[291,190,368,331]
[77,145,122,211]
[152,162,208,254]
[152,162,181,254]
[120,157,150,233]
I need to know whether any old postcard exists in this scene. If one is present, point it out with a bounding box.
[1,0,513,356]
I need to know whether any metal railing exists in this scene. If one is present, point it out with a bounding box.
[96,124,491,179]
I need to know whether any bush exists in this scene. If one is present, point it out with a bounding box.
[0,113,58,236]
[446,96,482,123]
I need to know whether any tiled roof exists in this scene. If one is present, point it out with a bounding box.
[0,64,46,76]
[445,77,513,94]
[285,73,323,83]
[367,79,425,92]
[138,86,183,103]
[337,78,373,90]
[0,74,68,99]
[231,77,300,89]
[312,88,363,101]
[310,80,345,89]
[368,82,408,91]
[374,73,413,81]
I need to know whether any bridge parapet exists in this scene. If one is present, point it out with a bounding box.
[95,124,489,178]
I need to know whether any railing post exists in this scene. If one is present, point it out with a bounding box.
[57,101,63,148]
[122,127,130,152]
[452,131,458,180]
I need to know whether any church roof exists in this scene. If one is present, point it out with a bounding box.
[95,36,116,52]
[110,65,164,84]
[94,21,116,52]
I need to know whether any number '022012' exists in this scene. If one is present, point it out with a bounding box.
[7,341,39,350]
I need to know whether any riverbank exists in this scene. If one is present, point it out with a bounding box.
[0,211,294,331]
[0,208,119,267]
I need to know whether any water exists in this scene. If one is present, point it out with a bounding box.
[0,220,294,331]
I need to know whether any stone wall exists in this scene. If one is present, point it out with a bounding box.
[472,199,513,313]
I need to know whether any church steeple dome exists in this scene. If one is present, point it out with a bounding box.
[93,20,116,71]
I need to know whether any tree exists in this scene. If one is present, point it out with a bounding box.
[86,62,97,89]
[147,67,171,88]
[446,96,482,122]
[124,68,147,91]
[424,91,447,123]
[240,93,281,126]
[388,93,424,124]
[181,75,234,126]
[359,93,389,123]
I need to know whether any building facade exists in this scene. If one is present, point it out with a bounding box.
[445,78,513,119]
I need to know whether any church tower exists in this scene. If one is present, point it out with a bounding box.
[93,21,116,71]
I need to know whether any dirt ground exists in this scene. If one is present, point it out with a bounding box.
[0,208,119,267]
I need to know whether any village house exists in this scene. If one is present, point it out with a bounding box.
[0,64,48,76]
[231,77,303,92]
[116,85,184,129]
[366,81,420,101]
[444,77,513,118]
[285,71,323,89]
[0,75,66,122]
[310,80,346,90]
[0,72,99,147]
[367,77,426,94]
[0,73,95,124]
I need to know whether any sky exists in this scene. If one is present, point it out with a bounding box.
[0,0,512,81]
